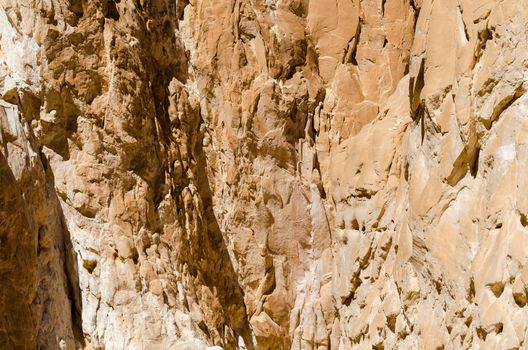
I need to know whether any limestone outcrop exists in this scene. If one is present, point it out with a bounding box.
[0,0,527,349]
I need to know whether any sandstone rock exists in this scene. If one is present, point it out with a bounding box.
[1,0,528,349]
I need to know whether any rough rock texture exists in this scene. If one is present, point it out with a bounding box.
[1,0,528,349]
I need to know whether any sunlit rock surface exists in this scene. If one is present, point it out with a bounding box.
[1,0,527,349]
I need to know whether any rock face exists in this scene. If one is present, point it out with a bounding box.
[1,0,528,349]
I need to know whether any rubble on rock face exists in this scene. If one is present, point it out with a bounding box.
[1,0,527,349]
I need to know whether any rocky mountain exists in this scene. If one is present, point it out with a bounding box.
[1,0,527,349]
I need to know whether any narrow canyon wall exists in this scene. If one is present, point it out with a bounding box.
[0,0,527,349]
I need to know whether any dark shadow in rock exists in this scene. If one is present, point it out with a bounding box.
[0,151,37,349]
[80,1,255,347]
[0,133,82,349]
[40,151,84,347]
[193,139,256,350]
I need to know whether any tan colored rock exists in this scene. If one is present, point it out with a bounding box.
[1,0,528,349]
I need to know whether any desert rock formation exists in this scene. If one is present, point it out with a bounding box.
[1,0,528,349]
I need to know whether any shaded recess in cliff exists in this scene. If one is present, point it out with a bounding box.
[0,96,80,349]
[142,1,255,347]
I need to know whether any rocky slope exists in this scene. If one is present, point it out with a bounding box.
[1,0,527,349]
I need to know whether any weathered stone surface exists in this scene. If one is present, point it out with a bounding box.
[1,0,527,349]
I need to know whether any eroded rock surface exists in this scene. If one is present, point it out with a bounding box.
[1,0,527,349]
